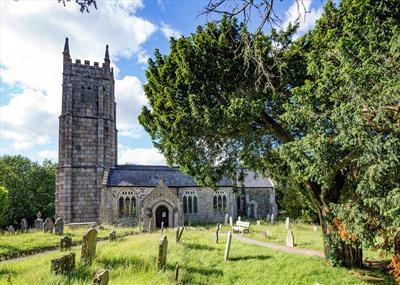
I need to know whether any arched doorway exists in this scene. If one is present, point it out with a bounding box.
[155,205,169,228]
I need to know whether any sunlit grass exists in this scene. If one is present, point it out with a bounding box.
[0,226,395,285]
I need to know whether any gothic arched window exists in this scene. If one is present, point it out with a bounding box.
[118,191,137,218]
[183,190,198,214]
[213,191,227,213]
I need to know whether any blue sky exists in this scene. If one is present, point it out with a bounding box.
[0,0,327,165]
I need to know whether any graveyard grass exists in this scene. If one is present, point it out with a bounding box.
[0,222,395,285]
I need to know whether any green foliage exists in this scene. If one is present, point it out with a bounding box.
[0,186,8,227]
[0,155,56,228]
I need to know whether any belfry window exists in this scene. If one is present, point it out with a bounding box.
[213,191,227,213]
[118,190,136,218]
[183,190,198,214]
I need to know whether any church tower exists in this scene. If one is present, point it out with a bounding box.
[56,38,117,223]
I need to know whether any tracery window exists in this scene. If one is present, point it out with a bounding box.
[213,191,227,213]
[183,190,198,214]
[118,190,136,218]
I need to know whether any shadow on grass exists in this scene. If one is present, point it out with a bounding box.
[183,243,217,251]
[229,255,271,262]
[166,263,223,277]
[98,255,152,271]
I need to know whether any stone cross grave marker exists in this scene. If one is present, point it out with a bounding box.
[50,252,75,275]
[109,230,117,241]
[34,211,44,229]
[229,216,233,226]
[216,223,221,243]
[285,217,290,230]
[81,228,98,264]
[54,217,64,235]
[60,236,72,251]
[20,218,28,232]
[43,217,54,233]
[224,230,233,261]
[224,214,229,225]
[286,230,294,247]
[92,269,109,285]
[270,213,275,224]
[157,235,168,271]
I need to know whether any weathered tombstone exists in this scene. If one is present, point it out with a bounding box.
[270,213,275,224]
[34,211,44,229]
[285,217,290,230]
[81,228,98,264]
[176,226,184,243]
[256,220,261,226]
[20,218,28,232]
[92,269,109,285]
[43,217,54,233]
[224,231,233,261]
[395,230,400,256]
[261,230,269,238]
[161,221,164,234]
[157,235,168,271]
[109,230,116,241]
[229,216,233,226]
[60,236,72,251]
[7,225,15,235]
[54,217,64,235]
[238,216,241,221]
[50,252,75,274]
[312,225,318,231]
[286,230,294,247]
[175,263,180,281]
[224,214,229,225]
[216,223,221,243]
[266,214,270,222]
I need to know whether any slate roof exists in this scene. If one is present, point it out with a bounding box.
[107,165,274,188]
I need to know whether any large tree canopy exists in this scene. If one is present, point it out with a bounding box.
[140,0,400,268]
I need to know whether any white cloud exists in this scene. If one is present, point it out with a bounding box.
[0,0,156,152]
[115,75,148,138]
[160,22,181,39]
[38,150,58,161]
[118,145,166,165]
[282,0,324,37]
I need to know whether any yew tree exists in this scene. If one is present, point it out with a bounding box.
[140,0,400,268]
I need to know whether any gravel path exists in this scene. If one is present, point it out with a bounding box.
[234,234,324,257]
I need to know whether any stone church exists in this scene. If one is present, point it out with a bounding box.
[55,38,278,229]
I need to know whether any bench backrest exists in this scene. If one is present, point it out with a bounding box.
[235,221,250,228]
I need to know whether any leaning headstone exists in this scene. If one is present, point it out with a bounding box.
[175,263,180,281]
[34,211,44,229]
[54,217,64,235]
[50,252,75,275]
[7,225,15,235]
[229,216,233,226]
[92,269,109,285]
[216,223,221,243]
[43,217,54,233]
[270,213,275,224]
[286,230,294,247]
[395,231,400,256]
[60,236,72,251]
[285,217,290,230]
[157,235,168,271]
[81,228,98,264]
[176,226,184,243]
[20,218,28,232]
[224,214,229,225]
[224,231,233,261]
[109,230,117,241]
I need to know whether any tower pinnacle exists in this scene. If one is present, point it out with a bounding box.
[104,44,110,69]
[63,37,70,60]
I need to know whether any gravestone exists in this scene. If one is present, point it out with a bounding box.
[109,230,117,241]
[157,235,168,271]
[238,216,241,221]
[216,223,221,243]
[81,228,98,264]
[60,236,72,251]
[20,218,28,232]
[229,216,233,226]
[270,213,275,224]
[176,226,184,243]
[224,214,228,225]
[224,231,233,261]
[256,220,261,226]
[7,225,15,235]
[92,269,109,285]
[175,263,180,281]
[161,221,164,234]
[54,217,64,235]
[312,225,318,231]
[50,252,75,275]
[286,230,294,247]
[395,231,400,256]
[261,230,269,238]
[34,211,44,229]
[285,217,290,230]
[266,214,270,222]
[43,217,54,233]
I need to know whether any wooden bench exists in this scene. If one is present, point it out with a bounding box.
[232,221,250,233]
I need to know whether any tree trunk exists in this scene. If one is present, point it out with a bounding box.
[321,217,363,268]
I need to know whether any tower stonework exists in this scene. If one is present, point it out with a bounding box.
[56,38,117,223]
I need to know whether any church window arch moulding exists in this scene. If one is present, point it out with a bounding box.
[182,190,198,214]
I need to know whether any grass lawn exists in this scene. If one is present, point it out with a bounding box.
[0,225,395,285]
